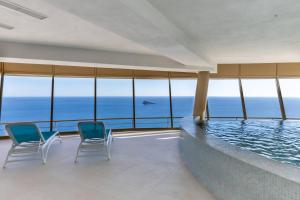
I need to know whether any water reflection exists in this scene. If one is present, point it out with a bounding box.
[203,120,300,166]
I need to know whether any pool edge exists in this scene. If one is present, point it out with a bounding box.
[180,117,300,200]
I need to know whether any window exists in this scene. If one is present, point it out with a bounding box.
[97,78,133,129]
[207,79,243,117]
[1,76,52,134]
[135,79,171,128]
[0,73,2,135]
[53,77,94,131]
[279,79,300,118]
[171,79,197,127]
[241,79,281,118]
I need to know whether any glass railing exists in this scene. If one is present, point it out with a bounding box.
[0,116,184,136]
[135,117,172,128]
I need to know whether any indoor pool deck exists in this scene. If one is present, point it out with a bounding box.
[0,131,214,200]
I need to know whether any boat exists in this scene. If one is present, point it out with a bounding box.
[142,100,155,105]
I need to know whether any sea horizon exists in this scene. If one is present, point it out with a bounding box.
[1,96,300,135]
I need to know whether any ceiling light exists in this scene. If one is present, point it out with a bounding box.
[0,0,47,20]
[0,22,14,30]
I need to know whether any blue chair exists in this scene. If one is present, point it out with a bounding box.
[75,121,112,163]
[3,123,61,168]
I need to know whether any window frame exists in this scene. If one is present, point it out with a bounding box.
[96,77,134,129]
[53,76,95,132]
[207,78,245,119]
[277,78,300,119]
[134,77,173,128]
[240,77,283,119]
[1,74,53,133]
[170,78,197,126]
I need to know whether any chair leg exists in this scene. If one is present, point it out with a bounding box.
[43,144,51,164]
[106,138,111,161]
[105,144,110,160]
[3,145,15,169]
[41,135,62,164]
[58,134,62,143]
[74,142,82,163]
[41,146,46,164]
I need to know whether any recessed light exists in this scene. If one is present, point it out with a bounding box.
[0,0,47,20]
[0,22,14,30]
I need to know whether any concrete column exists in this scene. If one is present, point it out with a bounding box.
[193,71,210,121]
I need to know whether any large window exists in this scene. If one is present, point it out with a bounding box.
[53,77,94,131]
[279,79,300,118]
[135,79,171,128]
[97,78,133,129]
[241,79,281,118]
[207,79,243,117]
[1,76,52,134]
[171,79,197,127]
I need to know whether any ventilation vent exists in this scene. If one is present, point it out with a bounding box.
[0,22,14,30]
[0,0,47,20]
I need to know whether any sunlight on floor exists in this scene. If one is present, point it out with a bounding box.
[0,131,214,200]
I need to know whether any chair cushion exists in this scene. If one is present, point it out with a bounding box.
[8,124,41,143]
[78,122,110,140]
[82,129,110,140]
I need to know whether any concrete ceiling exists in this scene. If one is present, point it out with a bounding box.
[148,0,300,64]
[1,0,300,72]
[0,0,156,55]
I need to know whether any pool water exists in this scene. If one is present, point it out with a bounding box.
[201,120,300,166]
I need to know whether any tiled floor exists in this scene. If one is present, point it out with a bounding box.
[0,131,215,200]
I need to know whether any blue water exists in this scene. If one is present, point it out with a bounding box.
[0,96,195,134]
[2,96,300,136]
[4,95,300,166]
[202,120,300,166]
[208,97,300,118]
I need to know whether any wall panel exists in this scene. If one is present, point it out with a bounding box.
[277,63,300,77]
[210,64,240,78]
[170,72,198,78]
[54,65,95,77]
[97,68,133,77]
[133,70,169,78]
[240,63,276,77]
[4,63,52,76]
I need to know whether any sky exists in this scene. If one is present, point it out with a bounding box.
[208,79,280,97]
[3,76,300,98]
[208,79,300,97]
[3,76,197,97]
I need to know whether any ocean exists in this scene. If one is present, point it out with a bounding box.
[0,96,195,135]
[208,97,300,118]
[1,96,300,135]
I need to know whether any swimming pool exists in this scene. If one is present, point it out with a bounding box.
[180,117,300,200]
[200,120,300,166]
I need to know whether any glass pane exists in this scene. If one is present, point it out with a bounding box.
[97,78,133,129]
[207,79,243,117]
[0,74,3,135]
[279,79,300,118]
[135,118,171,128]
[171,79,197,127]
[1,76,52,134]
[54,77,94,131]
[135,79,171,128]
[98,119,133,129]
[242,79,281,118]
[53,121,79,133]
